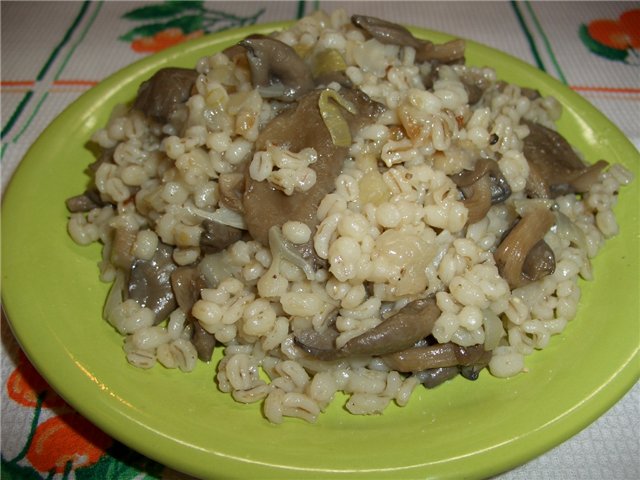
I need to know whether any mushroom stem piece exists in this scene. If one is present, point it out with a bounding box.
[295,296,440,360]
[382,343,490,373]
[240,37,314,102]
[494,207,556,288]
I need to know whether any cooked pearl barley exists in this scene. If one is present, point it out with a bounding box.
[261,317,289,351]
[346,368,387,394]
[346,393,391,415]
[68,214,99,245]
[161,181,189,205]
[242,299,277,336]
[126,348,156,369]
[173,247,200,265]
[120,164,148,186]
[280,292,324,317]
[459,305,483,330]
[130,325,169,350]
[192,300,223,330]
[328,236,361,281]
[157,339,198,372]
[107,299,155,335]
[489,347,525,378]
[282,221,312,244]
[225,138,252,164]
[72,11,632,423]
[225,353,263,391]
[433,311,459,343]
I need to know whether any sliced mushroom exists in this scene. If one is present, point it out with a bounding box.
[191,318,216,362]
[222,33,267,60]
[450,158,512,225]
[128,242,178,324]
[459,363,487,381]
[199,219,244,253]
[382,343,490,372]
[170,266,209,313]
[110,227,137,270]
[132,67,199,127]
[243,87,384,246]
[351,14,465,65]
[523,121,609,198]
[295,296,440,360]
[493,206,556,288]
[351,14,424,49]
[414,366,460,388]
[65,188,105,213]
[521,87,541,101]
[521,239,555,283]
[218,172,245,213]
[240,37,315,102]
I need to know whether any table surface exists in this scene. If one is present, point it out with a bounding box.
[1,1,639,479]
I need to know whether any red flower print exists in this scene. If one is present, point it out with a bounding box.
[580,8,640,63]
[588,10,639,51]
[26,413,112,474]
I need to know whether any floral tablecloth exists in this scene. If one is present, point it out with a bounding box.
[2,1,639,479]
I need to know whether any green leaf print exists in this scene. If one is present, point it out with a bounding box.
[1,458,44,480]
[120,15,203,41]
[120,1,265,52]
[123,1,203,21]
[119,22,169,42]
[163,14,205,34]
[75,443,164,480]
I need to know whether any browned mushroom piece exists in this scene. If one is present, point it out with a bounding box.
[521,239,556,282]
[351,14,465,64]
[191,318,216,362]
[521,87,542,100]
[222,33,267,60]
[415,366,461,388]
[170,266,209,313]
[381,342,490,372]
[450,158,512,225]
[110,227,137,270]
[65,188,105,213]
[240,37,315,102]
[523,121,609,198]
[295,296,440,360]
[493,206,556,289]
[132,67,199,129]
[242,87,384,247]
[199,219,244,253]
[217,172,246,213]
[170,267,216,361]
[128,242,178,324]
[351,14,424,49]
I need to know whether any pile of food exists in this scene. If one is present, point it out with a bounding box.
[66,10,633,423]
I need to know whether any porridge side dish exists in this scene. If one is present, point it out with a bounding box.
[66,11,634,423]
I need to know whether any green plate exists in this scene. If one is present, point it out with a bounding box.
[2,22,639,479]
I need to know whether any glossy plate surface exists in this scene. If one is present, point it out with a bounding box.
[2,23,639,479]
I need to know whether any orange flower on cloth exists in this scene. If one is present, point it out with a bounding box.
[26,413,113,474]
[588,9,640,50]
[2,351,165,477]
[580,8,640,63]
[120,0,264,54]
[131,27,203,53]
[6,351,67,409]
